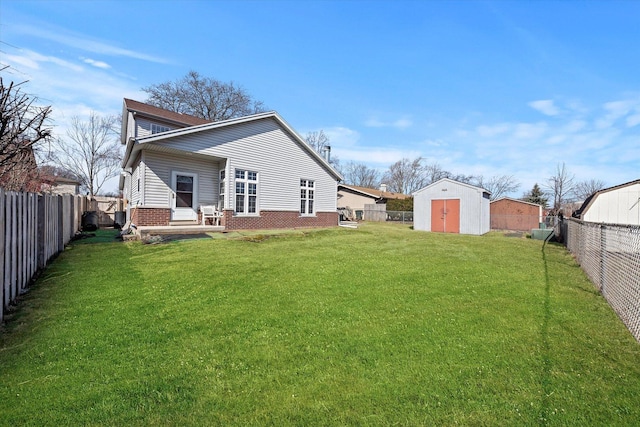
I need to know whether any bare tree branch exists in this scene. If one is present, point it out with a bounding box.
[142,70,266,121]
[341,161,381,188]
[573,179,606,201]
[52,112,121,197]
[382,157,429,194]
[544,162,575,213]
[0,73,53,190]
[476,175,521,200]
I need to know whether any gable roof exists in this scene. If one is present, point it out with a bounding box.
[491,197,542,208]
[413,178,490,196]
[121,105,342,181]
[338,184,410,200]
[121,98,212,145]
[124,98,212,126]
[572,178,640,218]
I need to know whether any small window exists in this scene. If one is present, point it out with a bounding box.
[151,123,171,134]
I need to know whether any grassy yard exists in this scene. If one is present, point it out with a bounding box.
[1,223,639,425]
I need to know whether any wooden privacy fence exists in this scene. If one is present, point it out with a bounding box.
[1,189,91,322]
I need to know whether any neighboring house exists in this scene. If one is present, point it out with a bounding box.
[119,99,342,230]
[490,197,543,231]
[413,178,491,235]
[42,176,81,195]
[572,179,640,225]
[0,142,41,192]
[337,184,410,219]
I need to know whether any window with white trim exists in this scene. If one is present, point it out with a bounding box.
[219,169,226,210]
[300,179,314,215]
[235,169,258,214]
[151,123,171,134]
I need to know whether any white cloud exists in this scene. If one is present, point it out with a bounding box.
[364,116,413,129]
[627,113,640,128]
[322,126,360,148]
[336,147,422,165]
[12,23,168,64]
[595,99,639,129]
[513,122,548,139]
[476,123,510,137]
[529,99,560,116]
[83,58,111,69]
[4,50,83,72]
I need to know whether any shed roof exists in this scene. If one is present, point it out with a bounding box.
[338,184,410,200]
[491,197,542,208]
[412,178,490,196]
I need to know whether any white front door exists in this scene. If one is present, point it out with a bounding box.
[171,171,198,221]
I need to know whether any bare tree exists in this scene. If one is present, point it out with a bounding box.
[142,70,265,121]
[305,129,340,169]
[0,74,53,190]
[545,163,575,213]
[305,130,330,153]
[423,162,450,185]
[52,113,120,197]
[382,157,428,194]
[341,161,381,188]
[476,175,520,200]
[573,179,606,201]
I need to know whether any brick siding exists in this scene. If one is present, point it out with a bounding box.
[131,207,171,226]
[224,210,338,230]
[490,199,541,231]
[130,207,338,230]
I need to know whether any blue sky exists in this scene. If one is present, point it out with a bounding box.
[2,0,639,195]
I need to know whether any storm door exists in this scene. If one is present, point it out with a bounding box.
[171,171,198,221]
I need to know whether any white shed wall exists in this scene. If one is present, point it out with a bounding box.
[583,183,640,225]
[413,179,490,235]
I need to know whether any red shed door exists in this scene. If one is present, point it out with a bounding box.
[431,199,460,233]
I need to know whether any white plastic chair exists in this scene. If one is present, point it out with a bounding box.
[201,205,220,226]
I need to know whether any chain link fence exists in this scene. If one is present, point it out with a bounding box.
[564,218,640,342]
[363,207,413,224]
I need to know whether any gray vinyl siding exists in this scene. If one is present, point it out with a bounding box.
[151,118,337,213]
[130,156,141,206]
[136,118,179,140]
[126,111,136,140]
[141,151,218,207]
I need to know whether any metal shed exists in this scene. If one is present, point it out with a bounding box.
[413,178,491,235]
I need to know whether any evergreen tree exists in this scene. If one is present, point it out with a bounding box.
[522,183,548,208]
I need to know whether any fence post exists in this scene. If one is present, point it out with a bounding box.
[600,224,606,296]
[57,196,64,253]
[37,194,46,270]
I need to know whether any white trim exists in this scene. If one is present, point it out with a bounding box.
[170,171,198,221]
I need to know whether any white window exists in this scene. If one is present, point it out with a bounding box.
[151,123,171,134]
[300,179,314,215]
[234,169,258,214]
[219,169,226,210]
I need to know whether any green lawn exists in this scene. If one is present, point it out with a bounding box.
[1,223,639,426]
